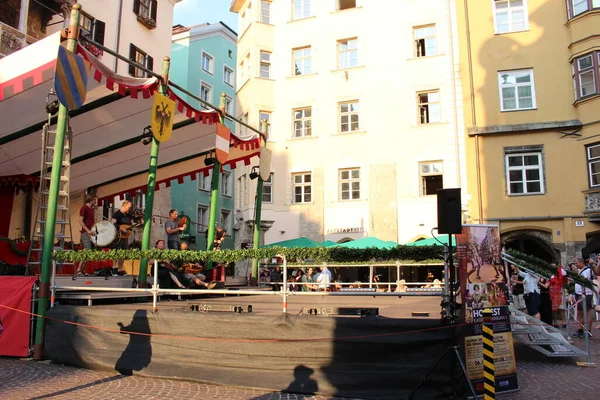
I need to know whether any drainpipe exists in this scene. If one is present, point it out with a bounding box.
[463,0,483,224]
[18,0,30,34]
[114,0,124,73]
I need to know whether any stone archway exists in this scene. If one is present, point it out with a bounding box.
[502,229,559,262]
[337,237,354,244]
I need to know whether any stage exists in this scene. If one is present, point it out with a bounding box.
[44,294,462,400]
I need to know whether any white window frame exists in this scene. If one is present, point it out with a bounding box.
[587,143,600,188]
[261,0,271,23]
[292,172,312,203]
[338,38,359,69]
[419,162,444,196]
[196,204,209,234]
[259,111,272,140]
[293,0,311,20]
[262,173,274,203]
[223,65,234,86]
[293,47,312,76]
[570,0,600,17]
[225,95,233,114]
[505,152,544,195]
[201,51,214,74]
[198,170,211,191]
[339,101,360,132]
[260,51,271,78]
[339,168,360,201]
[138,0,152,19]
[293,107,312,138]
[220,209,232,233]
[574,54,597,99]
[413,25,436,58]
[498,69,536,111]
[221,171,232,197]
[492,0,530,34]
[200,82,212,109]
[417,90,441,124]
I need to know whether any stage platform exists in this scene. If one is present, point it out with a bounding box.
[44,295,460,400]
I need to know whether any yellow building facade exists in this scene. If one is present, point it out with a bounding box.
[456,0,600,263]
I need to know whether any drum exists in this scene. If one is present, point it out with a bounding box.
[91,220,119,248]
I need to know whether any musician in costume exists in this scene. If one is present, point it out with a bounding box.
[164,209,186,250]
[111,200,135,275]
[174,241,215,289]
[204,227,227,251]
[74,194,97,277]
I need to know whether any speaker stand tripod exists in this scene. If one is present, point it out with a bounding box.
[409,233,478,400]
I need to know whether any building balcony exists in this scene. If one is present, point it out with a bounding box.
[584,189,600,220]
[0,22,36,59]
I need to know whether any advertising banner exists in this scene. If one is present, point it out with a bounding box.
[455,224,519,395]
[0,276,37,357]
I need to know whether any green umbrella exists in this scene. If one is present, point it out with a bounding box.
[404,235,451,246]
[263,236,319,248]
[338,237,396,249]
[320,240,339,247]
[386,240,399,246]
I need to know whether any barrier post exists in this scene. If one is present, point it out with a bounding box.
[482,308,495,400]
[152,260,159,314]
[50,260,56,308]
[576,293,596,367]
[282,255,287,314]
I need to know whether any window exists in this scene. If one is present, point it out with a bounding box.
[259,111,271,139]
[294,0,311,20]
[133,0,157,27]
[261,1,271,23]
[493,0,528,34]
[197,204,208,234]
[198,170,211,191]
[505,152,544,195]
[587,144,600,187]
[293,47,312,75]
[293,173,312,203]
[572,52,599,101]
[568,0,600,18]
[79,12,105,45]
[338,38,358,69]
[262,173,273,203]
[200,83,212,108]
[260,51,271,78]
[202,52,213,74]
[225,96,233,114]
[339,168,360,200]
[339,101,359,132]
[498,69,535,111]
[221,171,232,196]
[293,107,312,137]
[128,44,154,78]
[420,162,443,196]
[417,91,441,124]
[337,0,357,10]
[224,66,234,86]
[414,25,436,57]
[220,209,232,232]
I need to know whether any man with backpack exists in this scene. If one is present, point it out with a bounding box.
[572,257,595,338]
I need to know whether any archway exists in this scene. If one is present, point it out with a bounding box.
[502,230,558,262]
[337,237,354,244]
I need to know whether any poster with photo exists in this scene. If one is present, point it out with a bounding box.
[456,224,519,395]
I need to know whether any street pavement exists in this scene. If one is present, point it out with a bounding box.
[1,332,600,400]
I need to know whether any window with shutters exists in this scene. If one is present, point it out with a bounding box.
[79,12,105,47]
[134,0,158,29]
[129,44,154,78]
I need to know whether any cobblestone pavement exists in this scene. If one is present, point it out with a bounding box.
[1,330,600,399]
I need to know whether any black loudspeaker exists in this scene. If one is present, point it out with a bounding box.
[437,188,462,234]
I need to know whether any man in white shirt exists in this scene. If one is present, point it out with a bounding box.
[517,267,541,319]
[573,257,594,338]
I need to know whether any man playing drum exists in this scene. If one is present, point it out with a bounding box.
[74,194,97,277]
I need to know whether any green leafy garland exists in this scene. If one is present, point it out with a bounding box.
[506,249,596,293]
[0,236,28,257]
[53,245,445,264]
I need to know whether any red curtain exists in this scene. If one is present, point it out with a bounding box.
[0,185,15,237]
[0,276,38,356]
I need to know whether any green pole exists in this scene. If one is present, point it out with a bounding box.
[139,56,170,287]
[205,94,227,267]
[33,3,81,360]
[251,119,268,283]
